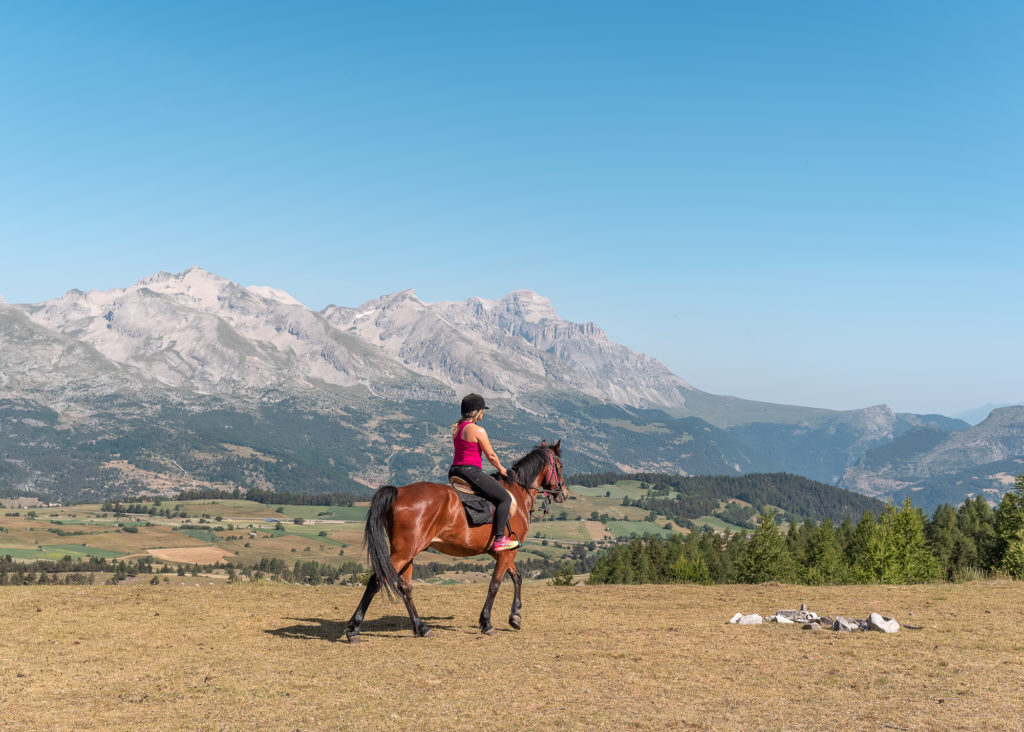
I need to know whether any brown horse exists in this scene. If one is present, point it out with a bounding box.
[344,440,567,641]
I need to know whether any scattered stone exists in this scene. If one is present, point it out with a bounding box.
[731,606,908,634]
[833,616,864,632]
[780,608,821,623]
[868,612,900,633]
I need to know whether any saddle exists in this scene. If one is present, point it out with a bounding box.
[449,476,518,527]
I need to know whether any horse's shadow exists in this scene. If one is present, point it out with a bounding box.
[266,615,457,642]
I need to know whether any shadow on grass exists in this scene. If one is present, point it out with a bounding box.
[266,615,456,642]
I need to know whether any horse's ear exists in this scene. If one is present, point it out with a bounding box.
[540,439,547,448]
[552,440,561,455]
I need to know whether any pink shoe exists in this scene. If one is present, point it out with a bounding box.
[492,536,519,552]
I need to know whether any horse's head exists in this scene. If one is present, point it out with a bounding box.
[539,439,568,503]
[508,439,569,507]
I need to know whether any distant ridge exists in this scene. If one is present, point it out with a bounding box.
[841,406,1024,507]
[954,402,1024,426]
[0,267,1018,510]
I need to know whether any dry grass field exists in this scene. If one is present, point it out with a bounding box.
[2,581,1023,730]
[145,546,236,564]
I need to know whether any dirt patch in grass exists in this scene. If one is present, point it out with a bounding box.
[581,519,610,541]
[145,546,235,564]
[0,582,1021,730]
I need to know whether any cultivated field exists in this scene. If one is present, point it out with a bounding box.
[0,481,702,575]
[1,581,1022,730]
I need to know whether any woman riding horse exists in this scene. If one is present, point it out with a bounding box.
[344,419,567,640]
[448,393,518,552]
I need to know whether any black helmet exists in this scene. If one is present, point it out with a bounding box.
[460,393,488,416]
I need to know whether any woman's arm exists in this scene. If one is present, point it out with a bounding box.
[472,426,507,476]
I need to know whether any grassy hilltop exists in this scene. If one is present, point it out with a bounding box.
[0,581,1020,730]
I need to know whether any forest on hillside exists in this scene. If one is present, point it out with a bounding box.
[570,471,885,526]
[585,475,1024,585]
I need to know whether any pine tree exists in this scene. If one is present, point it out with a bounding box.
[928,504,979,580]
[786,519,813,566]
[885,499,942,583]
[996,475,1024,578]
[958,495,999,569]
[857,500,940,584]
[724,529,748,583]
[803,518,850,585]
[1001,539,1024,579]
[667,554,713,584]
[738,510,796,583]
[846,510,877,572]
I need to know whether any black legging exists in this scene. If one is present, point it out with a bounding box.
[449,464,512,536]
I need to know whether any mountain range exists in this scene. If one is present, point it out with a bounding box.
[1,266,1020,510]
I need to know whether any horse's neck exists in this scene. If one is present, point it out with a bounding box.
[504,477,535,514]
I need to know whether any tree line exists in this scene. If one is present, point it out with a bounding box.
[587,475,1024,585]
[175,487,358,506]
[571,471,886,525]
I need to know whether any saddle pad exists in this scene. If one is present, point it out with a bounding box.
[448,479,518,525]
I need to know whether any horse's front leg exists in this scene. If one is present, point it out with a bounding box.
[480,551,515,635]
[344,572,381,642]
[507,561,523,630]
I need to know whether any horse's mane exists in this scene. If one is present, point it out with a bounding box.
[508,445,550,488]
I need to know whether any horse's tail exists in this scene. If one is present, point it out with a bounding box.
[363,484,401,601]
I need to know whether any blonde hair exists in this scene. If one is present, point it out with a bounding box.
[451,409,485,437]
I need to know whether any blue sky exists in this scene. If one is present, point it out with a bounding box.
[2,2,1021,418]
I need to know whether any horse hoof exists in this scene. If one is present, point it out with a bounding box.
[509,616,521,630]
[421,629,434,638]
[481,627,495,636]
[347,634,362,644]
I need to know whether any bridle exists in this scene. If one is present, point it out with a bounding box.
[529,447,567,519]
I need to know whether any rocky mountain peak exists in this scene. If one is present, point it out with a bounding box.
[380,289,424,309]
[492,290,559,323]
[977,405,1024,427]
[13,269,693,410]
[246,285,306,308]
[133,266,239,311]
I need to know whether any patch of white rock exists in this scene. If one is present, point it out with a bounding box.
[729,605,902,633]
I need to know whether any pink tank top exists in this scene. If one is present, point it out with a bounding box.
[452,421,482,468]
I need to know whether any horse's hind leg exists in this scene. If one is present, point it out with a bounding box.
[344,572,381,642]
[397,562,433,637]
[507,561,523,630]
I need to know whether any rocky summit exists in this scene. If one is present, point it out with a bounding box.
[0,267,1019,507]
